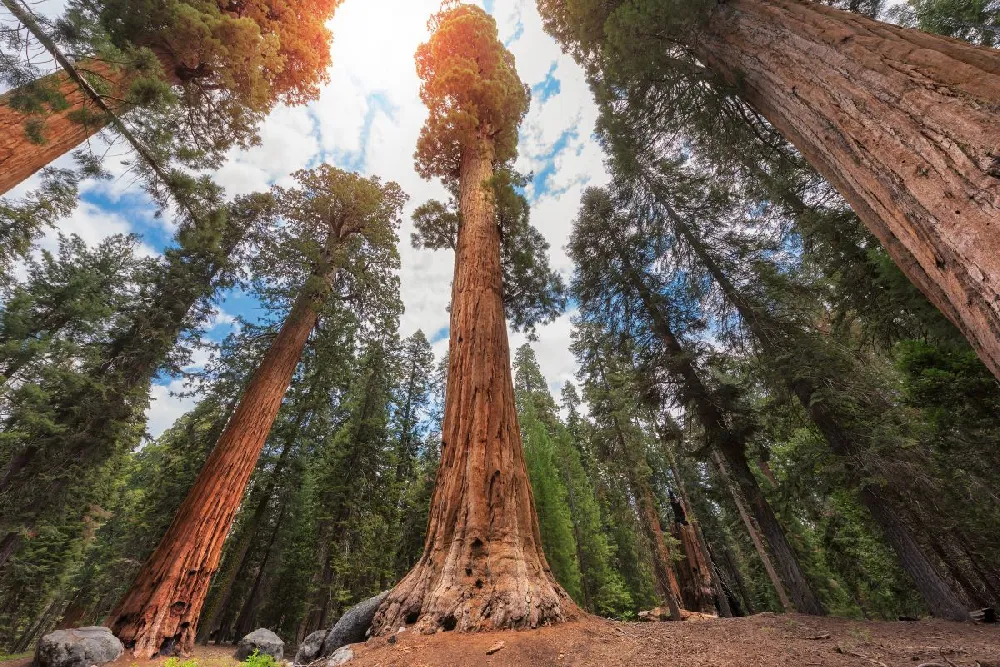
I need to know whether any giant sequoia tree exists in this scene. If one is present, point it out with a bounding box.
[372,3,572,634]
[0,0,343,194]
[538,0,1000,382]
[107,166,405,657]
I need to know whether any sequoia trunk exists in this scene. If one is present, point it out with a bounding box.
[372,133,574,634]
[107,282,326,658]
[0,62,122,195]
[637,485,684,619]
[699,0,1000,379]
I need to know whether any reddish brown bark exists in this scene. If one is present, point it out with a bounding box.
[624,256,823,615]
[372,134,575,635]
[667,493,716,615]
[637,485,684,619]
[664,446,731,617]
[0,62,122,195]
[107,272,331,657]
[699,0,1000,379]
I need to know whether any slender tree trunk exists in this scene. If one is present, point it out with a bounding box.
[106,273,330,658]
[625,261,823,615]
[857,488,969,620]
[13,598,59,652]
[597,361,683,618]
[718,544,754,615]
[802,391,969,620]
[665,203,969,620]
[372,132,574,634]
[698,0,1000,379]
[0,61,121,195]
[232,500,287,640]
[711,449,794,614]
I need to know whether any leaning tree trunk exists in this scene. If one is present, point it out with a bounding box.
[637,484,685,619]
[668,201,969,621]
[372,133,575,635]
[665,445,731,616]
[0,61,122,195]
[711,450,793,613]
[698,0,1000,379]
[107,280,327,658]
[626,263,823,615]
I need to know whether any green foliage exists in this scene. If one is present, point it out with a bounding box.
[0,168,82,286]
[240,650,276,667]
[165,656,200,667]
[887,0,999,45]
[414,3,530,182]
[411,169,565,336]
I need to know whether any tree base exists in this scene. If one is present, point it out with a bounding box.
[373,555,578,635]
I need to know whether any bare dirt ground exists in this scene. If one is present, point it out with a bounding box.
[5,614,998,667]
[349,613,1000,667]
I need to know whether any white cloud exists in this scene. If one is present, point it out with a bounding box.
[37,201,159,258]
[508,309,580,399]
[145,378,199,439]
[21,0,608,426]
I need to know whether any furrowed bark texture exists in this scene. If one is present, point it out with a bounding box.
[699,0,1000,378]
[372,134,575,635]
[107,288,321,658]
[667,453,732,617]
[667,493,716,614]
[0,62,119,195]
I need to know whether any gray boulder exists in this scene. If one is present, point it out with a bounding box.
[236,628,284,661]
[35,627,124,667]
[293,630,326,666]
[326,647,353,666]
[320,592,387,656]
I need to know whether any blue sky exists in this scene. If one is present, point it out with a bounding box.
[8,0,610,436]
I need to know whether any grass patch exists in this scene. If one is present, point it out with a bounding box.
[0,653,32,663]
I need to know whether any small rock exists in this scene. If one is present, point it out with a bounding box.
[387,635,396,645]
[807,632,831,640]
[236,628,284,661]
[326,646,353,666]
[35,627,124,667]
[294,630,326,666]
[485,641,505,655]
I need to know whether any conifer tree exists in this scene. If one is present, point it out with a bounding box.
[373,3,571,634]
[597,134,973,620]
[570,192,826,616]
[0,0,344,195]
[107,166,405,657]
[514,344,633,617]
[0,188,268,572]
[538,0,1000,382]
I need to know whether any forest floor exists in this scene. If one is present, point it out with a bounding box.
[4,614,998,667]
